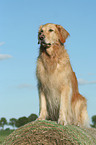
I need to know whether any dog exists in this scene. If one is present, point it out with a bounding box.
[36,23,90,127]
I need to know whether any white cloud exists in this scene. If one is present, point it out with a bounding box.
[0,42,12,60]
[0,42,5,46]
[0,54,12,60]
[78,78,96,85]
[17,84,35,90]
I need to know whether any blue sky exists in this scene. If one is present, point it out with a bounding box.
[0,0,96,123]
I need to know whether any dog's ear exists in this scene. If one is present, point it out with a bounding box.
[56,25,69,43]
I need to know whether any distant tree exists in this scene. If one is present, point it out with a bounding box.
[0,117,7,129]
[0,120,2,129]
[9,118,17,129]
[28,114,38,122]
[16,116,28,128]
[92,115,96,128]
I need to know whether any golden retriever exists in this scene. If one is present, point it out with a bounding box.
[36,23,89,127]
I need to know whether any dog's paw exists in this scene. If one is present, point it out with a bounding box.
[58,118,68,126]
[37,116,46,121]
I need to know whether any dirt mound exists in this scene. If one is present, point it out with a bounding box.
[2,120,96,145]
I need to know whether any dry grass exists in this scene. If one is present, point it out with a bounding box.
[2,120,96,145]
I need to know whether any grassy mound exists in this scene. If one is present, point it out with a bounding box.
[2,120,96,145]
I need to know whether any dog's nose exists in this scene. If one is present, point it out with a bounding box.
[39,34,45,40]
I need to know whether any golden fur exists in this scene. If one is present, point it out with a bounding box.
[36,23,89,127]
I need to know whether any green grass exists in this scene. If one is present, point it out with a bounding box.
[0,130,14,144]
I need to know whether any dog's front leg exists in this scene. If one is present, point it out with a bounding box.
[58,85,72,125]
[37,89,48,120]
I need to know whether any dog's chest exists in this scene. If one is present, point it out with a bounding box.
[37,58,69,120]
[37,60,62,89]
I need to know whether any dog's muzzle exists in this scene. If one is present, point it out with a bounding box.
[38,34,51,48]
[39,33,45,41]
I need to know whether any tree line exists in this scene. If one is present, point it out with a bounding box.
[0,114,96,130]
[0,114,38,130]
[91,115,96,128]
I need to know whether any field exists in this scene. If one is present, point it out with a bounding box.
[0,130,14,144]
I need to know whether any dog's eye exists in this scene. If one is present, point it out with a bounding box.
[49,29,54,32]
[41,29,43,33]
[39,29,43,35]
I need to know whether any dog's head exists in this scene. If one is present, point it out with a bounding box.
[38,23,69,48]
